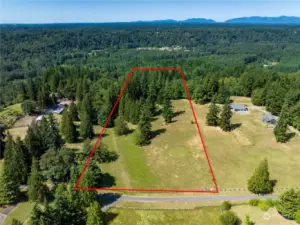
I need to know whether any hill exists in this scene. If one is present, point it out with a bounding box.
[225,16,300,24]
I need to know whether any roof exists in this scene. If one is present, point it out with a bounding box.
[262,113,276,122]
[230,104,247,110]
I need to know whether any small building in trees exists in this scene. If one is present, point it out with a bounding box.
[230,104,248,113]
[262,113,277,125]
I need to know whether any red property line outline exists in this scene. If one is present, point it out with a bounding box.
[74,68,219,193]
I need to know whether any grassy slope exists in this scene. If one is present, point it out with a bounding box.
[100,98,300,191]
[2,202,35,225]
[107,207,221,225]
[0,104,23,127]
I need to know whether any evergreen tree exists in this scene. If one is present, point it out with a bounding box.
[114,116,129,136]
[28,158,47,203]
[134,108,152,146]
[0,125,5,159]
[45,113,63,149]
[276,189,300,220]
[69,101,79,121]
[14,137,29,184]
[145,96,156,117]
[38,117,49,151]
[220,99,232,131]
[274,106,289,143]
[0,166,19,205]
[25,122,41,158]
[37,89,46,112]
[80,111,94,139]
[60,109,68,135]
[206,96,220,126]
[86,201,104,225]
[162,98,174,124]
[64,112,78,143]
[80,95,92,121]
[247,158,273,194]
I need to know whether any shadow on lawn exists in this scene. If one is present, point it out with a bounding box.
[173,110,185,118]
[151,128,166,140]
[230,123,242,131]
[101,173,116,188]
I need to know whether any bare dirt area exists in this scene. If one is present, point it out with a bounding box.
[12,116,36,127]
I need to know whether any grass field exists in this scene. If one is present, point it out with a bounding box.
[2,202,35,225]
[98,98,300,191]
[0,104,23,127]
[107,206,222,225]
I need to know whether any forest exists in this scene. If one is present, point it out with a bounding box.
[0,24,300,224]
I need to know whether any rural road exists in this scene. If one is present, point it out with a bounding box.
[100,194,279,211]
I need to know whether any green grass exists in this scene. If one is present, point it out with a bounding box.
[2,202,35,225]
[98,98,300,192]
[0,104,23,127]
[107,207,221,225]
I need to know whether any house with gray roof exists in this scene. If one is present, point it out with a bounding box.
[230,104,248,113]
[262,113,277,125]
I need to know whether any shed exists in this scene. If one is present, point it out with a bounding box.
[230,104,248,112]
[262,113,277,125]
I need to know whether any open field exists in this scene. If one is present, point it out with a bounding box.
[2,202,35,225]
[98,98,300,192]
[107,206,222,225]
[0,104,23,127]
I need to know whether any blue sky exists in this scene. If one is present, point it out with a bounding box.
[1,0,300,23]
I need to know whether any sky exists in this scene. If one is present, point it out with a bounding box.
[1,0,300,24]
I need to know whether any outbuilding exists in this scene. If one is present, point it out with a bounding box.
[262,113,277,125]
[230,104,248,113]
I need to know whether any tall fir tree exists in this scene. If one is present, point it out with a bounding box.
[64,112,78,143]
[247,158,273,194]
[69,101,79,121]
[162,98,174,124]
[220,99,232,131]
[45,113,63,149]
[14,137,29,184]
[0,125,6,159]
[114,116,129,136]
[25,122,42,158]
[60,109,68,135]
[134,107,152,146]
[80,111,94,139]
[274,105,289,143]
[86,201,104,225]
[28,158,47,203]
[0,166,19,205]
[206,96,220,126]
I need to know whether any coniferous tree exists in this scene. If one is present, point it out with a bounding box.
[0,125,5,159]
[206,96,219,126]
[46,113,63,149]
[276,189,300,220]
[64,113,78,143]
[25,122,41,158]
[114,116,129,136]
[69,101,79,121]
[134,108,152,146]
[38,117,49,151]
[0,167,19,205]
[247,158,273,194]
[37,89,46,112]
[14,137,29,184]
[274,106,289,143]
[80,110,94,139]
[28,158,46,203]
[163,98,174,124]
[60,109,68,135]
[220,99,232,131]
[86,201,104,225]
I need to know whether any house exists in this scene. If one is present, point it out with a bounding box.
[230,104,248,113]
[262,113,277,125]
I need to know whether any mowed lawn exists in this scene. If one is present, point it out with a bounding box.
[100,98,300,191]
[107,207,221,225]
[2,202,35,225]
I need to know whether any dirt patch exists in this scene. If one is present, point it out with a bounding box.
[232,129,252,146]
[12,116,36,127]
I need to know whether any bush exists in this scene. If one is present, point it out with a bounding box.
[249,199,260,206]
[295,210,300,223]
[219,211,240,225]
[258,200,272,211]
[221,201,232,211]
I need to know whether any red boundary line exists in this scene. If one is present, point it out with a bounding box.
[74,68,219,193]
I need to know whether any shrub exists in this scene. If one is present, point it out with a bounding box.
[258,200,271,211]
[295,210,300,223]
[249,199,260,206]
[219,211,240,225]
[221,201,232,211]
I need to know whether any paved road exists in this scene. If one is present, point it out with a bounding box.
[101,194,279,211]
[120,194,278,202]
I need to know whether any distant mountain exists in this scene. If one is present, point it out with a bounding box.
[133,18,216,24]
[225,16,300,24]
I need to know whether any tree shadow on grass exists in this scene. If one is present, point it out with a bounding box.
[105,212,119,224]
[98,193,121,207]
[286,132,296,142]
[271,179,277,189]
[154,108,163,116]
[173,110,185,118]
[151,128,166,140]
[230,123,242,131]
[101,173,116,188]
